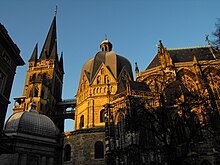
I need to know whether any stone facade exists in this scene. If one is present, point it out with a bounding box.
[64,127,105,165]
[103,41,220,165]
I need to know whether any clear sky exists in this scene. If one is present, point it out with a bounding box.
[0,0,219,131]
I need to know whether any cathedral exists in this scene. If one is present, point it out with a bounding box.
[1,13,220,165]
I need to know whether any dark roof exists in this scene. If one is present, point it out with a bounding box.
[81,50,133,83]
[116,79,149,94]
[146,46,218,70]
[130,81,150,91]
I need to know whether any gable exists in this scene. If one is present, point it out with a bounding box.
[90,63,117,86]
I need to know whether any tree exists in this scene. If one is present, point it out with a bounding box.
[141,76,220,165]
[212,18,220,48]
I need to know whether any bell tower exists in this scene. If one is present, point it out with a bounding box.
[13,15,64,119]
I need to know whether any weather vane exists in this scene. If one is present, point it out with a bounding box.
[54,5,58,16]
[105,34,108,40]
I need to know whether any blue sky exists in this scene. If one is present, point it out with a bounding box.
[0,0,219,131]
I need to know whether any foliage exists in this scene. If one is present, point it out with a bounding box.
[212,18,220,48]
[141,78,220,164]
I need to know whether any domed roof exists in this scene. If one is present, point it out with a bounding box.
[4,107,58,139]
[81,40,133,82]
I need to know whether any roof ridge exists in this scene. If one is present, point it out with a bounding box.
[167,45,211,51]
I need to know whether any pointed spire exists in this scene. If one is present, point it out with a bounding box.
[158,40,167,68]
[39,15,57,60]
[29,43,38,62]
[49,39,58,60]
[158,40,165,53]
[59,52,64,73]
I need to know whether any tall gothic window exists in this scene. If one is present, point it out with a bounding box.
[64,144,71,162]
[31,73,36,82]
[100,109,105,123]
[79,115,84,129]
[37,73,42,81]
[118,113,125,149]
[95,141,104,159]
[34,86,38,97]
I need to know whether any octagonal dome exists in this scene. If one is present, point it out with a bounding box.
[81,40,133,82]
[4,110,58,139]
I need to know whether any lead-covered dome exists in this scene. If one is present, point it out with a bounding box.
[81,40,133,82]
[4,106,58,139]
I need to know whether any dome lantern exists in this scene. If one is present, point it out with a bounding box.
[100,40,112,52]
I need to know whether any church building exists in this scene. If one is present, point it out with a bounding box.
[1,12,220,165]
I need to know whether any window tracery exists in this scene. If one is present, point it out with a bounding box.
[181,74,198,93]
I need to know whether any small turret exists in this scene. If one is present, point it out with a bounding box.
[135,62,139,78]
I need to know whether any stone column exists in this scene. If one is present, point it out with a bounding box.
[41,156,46,165]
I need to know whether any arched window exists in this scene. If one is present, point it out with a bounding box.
[117,113,125,148]
[34,87,38,97]
[101,68,105,74]
[37,73,42,81]
[31,86,38,97]
[97,76,101,84]
[79,115,84,129]
[64,144,71,162]
[31,73,36,81]
[100,109,105,123]
[104,75,109,84]
[95,141,104,159]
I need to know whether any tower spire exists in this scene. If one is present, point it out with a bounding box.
[39,15,57,60]
[29,43,38,62]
